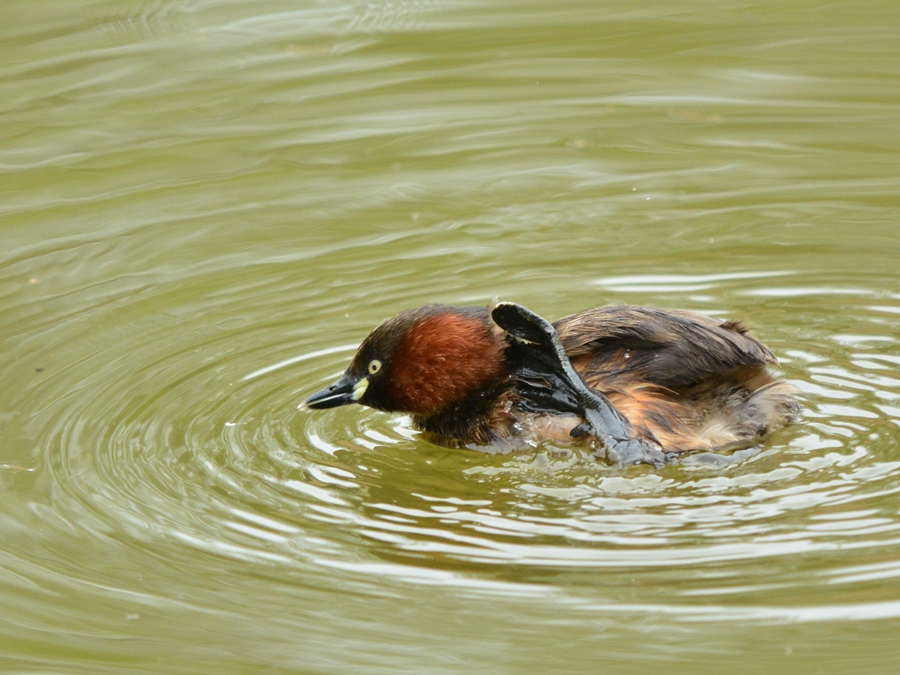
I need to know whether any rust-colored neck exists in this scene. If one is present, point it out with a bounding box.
[385,311,507,416]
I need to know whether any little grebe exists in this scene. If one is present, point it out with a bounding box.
[303,302,799,466]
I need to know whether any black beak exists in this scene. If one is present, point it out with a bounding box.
[302,372,358,410]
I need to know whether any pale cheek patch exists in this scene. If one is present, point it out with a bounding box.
[352,377,369,401]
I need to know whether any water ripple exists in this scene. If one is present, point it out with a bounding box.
[2,0,900,668]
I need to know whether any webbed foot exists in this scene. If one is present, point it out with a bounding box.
[600,436,668,468]
[492,302,666,468]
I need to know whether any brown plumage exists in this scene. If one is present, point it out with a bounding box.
[554,306,798,452]
[303,303,799,459]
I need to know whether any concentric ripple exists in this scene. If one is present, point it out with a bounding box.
[20,258,900,628]
[3,0,900,670]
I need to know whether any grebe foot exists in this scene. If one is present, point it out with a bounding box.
[493,302,665,468]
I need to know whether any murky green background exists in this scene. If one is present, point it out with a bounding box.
[2,0,900,672]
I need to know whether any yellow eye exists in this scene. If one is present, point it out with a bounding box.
[368,359,382,375]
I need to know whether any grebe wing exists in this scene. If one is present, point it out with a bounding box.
[554,305,778,390]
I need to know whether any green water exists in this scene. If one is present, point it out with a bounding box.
[2,0,900,672]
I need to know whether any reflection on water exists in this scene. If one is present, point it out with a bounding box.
[2,0,900,672]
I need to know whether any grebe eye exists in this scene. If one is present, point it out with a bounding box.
[368,359,382,375]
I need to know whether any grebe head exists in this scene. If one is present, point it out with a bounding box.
[302,305,506,417]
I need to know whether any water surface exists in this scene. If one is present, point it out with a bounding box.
[2,0,900,672]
